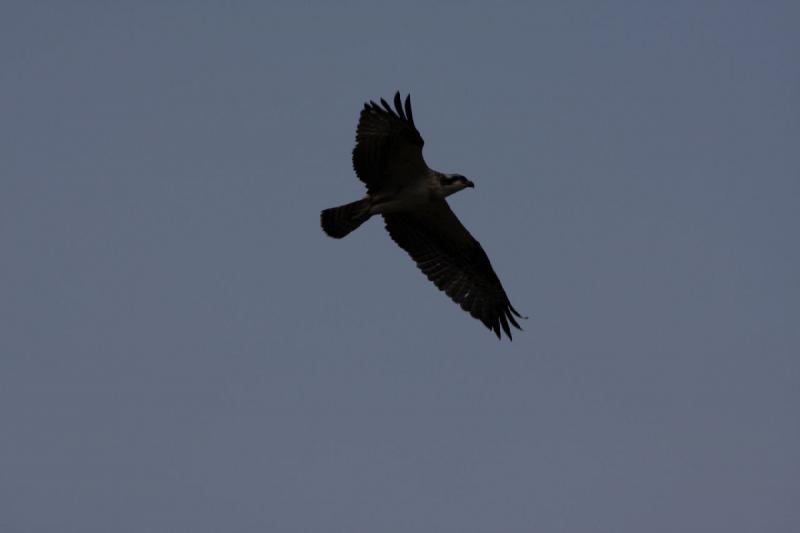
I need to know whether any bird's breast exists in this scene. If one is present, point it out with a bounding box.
[369,182,436,214]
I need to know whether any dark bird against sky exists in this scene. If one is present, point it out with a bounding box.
[321,92,524,339]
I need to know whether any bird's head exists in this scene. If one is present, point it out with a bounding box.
[439,173,475,197]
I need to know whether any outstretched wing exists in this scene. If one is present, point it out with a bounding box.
[383,201,524,340]
[352,92,427,194]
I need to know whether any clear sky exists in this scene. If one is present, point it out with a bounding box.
[2,2,798,531]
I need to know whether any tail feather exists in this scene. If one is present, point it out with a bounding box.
[321,198,372,238]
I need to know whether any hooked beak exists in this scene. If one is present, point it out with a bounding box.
[466,180,475,188]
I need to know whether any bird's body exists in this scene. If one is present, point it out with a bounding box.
[321,92,524,339]
[370,174,436,214]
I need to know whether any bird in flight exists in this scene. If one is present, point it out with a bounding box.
[321,92,524,340]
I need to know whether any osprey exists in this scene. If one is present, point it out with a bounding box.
[321,92,524,339]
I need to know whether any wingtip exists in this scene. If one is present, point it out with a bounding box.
[491,320,501,339]
[509,304,528,320]
[379,97,394,116]
[499,313,512,339]
[393,92,405,120]
[404,93,414,125]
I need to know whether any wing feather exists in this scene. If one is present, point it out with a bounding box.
[403,94,415,125]
[352,92,426,193]
[383,201,523,340]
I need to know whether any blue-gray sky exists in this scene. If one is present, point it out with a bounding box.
[2,2,798,531]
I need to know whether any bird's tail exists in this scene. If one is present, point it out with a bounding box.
[321,198,372,238]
